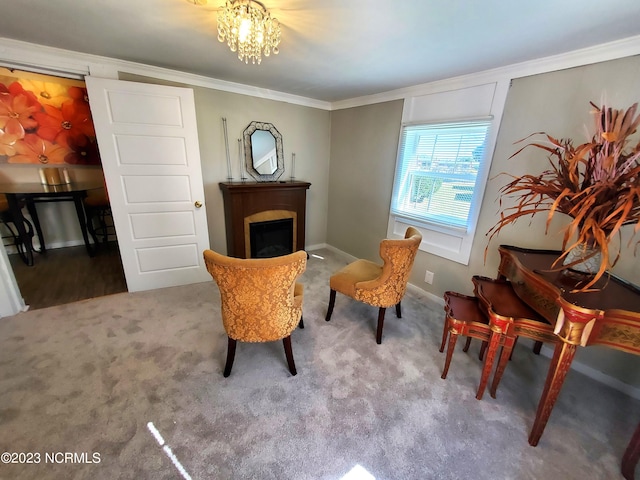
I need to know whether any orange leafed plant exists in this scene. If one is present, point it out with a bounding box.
[487,101,640,291]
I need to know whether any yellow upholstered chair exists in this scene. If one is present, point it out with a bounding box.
[325,227,422,344]
[203,249,307,377]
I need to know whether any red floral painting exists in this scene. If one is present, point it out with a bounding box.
[0,67,101,166]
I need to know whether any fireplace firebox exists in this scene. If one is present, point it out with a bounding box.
[250,218,294,258]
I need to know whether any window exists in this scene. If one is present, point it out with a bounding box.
[387,82,507,265]
[390,119,491,230]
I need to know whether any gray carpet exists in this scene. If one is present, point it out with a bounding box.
[0,248,637,480]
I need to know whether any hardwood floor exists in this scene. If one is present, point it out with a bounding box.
[8,242,127,311]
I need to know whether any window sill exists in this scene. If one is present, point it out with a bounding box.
[387,214,474,265]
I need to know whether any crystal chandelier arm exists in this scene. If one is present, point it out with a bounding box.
[217,0,281,64]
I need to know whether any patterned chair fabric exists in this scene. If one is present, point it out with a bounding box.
[325,227,422,344]
[203,249,307,376]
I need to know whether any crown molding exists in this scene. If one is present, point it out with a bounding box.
[330,34,640,111]
[0,37,331,110]
[2,34,640,112]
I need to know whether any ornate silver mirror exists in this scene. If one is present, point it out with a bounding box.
[243,121,284,181]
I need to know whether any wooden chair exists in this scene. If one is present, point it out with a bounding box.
[441,277,556,400]
[325,226,422,344]
[203,249,307,377]
[0,193,36,264]
[471,275,557,398]
[83,186,115,246]
[440,291,507,400]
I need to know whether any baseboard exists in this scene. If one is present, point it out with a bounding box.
[40,239,87,250]
[538,345,640,401]
[305,243,331,254]
[406,283,445,306]
[3,239,86,256]
[313,243,358,263]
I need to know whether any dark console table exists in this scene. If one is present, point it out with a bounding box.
[0,181,103,265]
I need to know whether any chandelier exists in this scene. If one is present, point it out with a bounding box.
[217,0,281,65]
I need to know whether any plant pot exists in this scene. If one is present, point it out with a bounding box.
[562,243,602,274]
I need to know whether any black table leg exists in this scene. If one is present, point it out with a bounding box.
[5,194,34,266]
[73,193,96,257]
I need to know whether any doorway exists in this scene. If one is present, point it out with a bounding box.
[0,65,126,311]
[8,242,126,310]
[0,71,210,316]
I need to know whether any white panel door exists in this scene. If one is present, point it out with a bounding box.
[85,77,210,292]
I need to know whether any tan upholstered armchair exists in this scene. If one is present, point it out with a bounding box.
[203,249,307,377]
[325,227,422,344]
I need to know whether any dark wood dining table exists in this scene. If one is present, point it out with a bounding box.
[0,181,103,266]
[497,245,640,477]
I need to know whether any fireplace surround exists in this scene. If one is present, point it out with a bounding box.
[219,181,311,258]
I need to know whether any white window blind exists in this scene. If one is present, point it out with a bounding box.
[390,119,491,230]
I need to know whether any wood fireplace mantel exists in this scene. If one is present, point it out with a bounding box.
[219,181,311,258]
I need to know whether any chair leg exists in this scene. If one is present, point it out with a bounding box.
[490,337,516,398]
[395,302,402,318]
[223,337,237,378]
[622,421,640,480]
[98,208,110,243]
[376,307,386,344]
[441,330,459,379]
[463,337,472,352]
[479,341,488,360]
[533,340,543,355]
[283,336,297,376]
[85,208,99,245]
[298,315,304,329]
[439,317,449,353]
[508,336,520,360]
[2,215,36,265]
[476,330,502,400]
[325,289,336,321]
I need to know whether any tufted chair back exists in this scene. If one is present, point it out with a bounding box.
[353,227,422,308]
[325,227,422,344]
[203,249,307,376]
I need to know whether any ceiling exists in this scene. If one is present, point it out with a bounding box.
[2,0,640,103]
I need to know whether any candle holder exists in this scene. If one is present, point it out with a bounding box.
[238,139,247,182]
[222,117,233,181]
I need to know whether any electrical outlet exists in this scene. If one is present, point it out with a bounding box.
[424,270,434,284]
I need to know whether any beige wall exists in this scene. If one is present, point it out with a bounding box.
[119,73,331,255]
[328,55,640,386]
[327,100,403,260]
